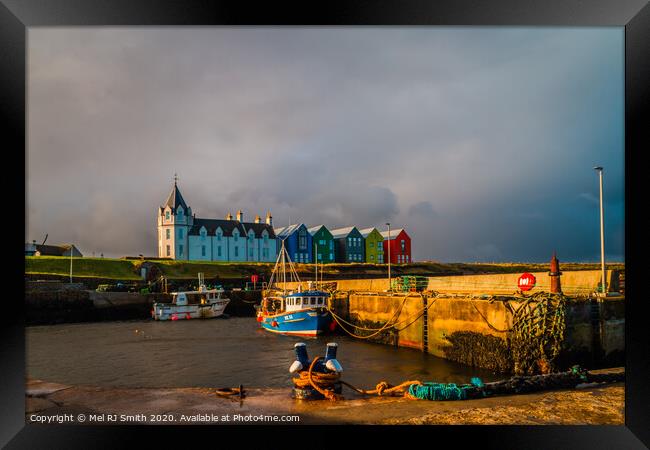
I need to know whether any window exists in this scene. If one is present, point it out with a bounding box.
[249,233,254,242]
[178,229,183,239]
[401,240,406,251]
[329,253,333,260]
[370,255,374,261]
[217,232,222,241]
[201,245,206,256]
[178,208,183,218]
[299,230,307,250]
[249,248,253,257]
[179,245,183,256]
[201,228,206,238]
[217,246,222,257]
[329,241,333,250]
[234,233,239,242]
[166,245,170,256]
[165,211,170,220]
[319,239,325,245]
[369,241,374,248]
[317,253,321,261]
[310,298,316,305]
[294,253,298,261]
[166,229,170,240]
[234,247,239,257]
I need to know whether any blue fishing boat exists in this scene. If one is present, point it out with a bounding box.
[256,240,333,336]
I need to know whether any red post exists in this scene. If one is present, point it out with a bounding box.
[549,251,562,294]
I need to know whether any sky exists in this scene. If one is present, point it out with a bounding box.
[27,27,624,262]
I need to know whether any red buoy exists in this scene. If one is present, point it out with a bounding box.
[272,320,279,327]
[256,316,263,322]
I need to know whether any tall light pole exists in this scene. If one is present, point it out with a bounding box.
[69,244,73,284]
[386,222,391,291]
[594,167,606,295]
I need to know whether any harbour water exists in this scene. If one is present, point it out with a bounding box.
[26,318,501,389]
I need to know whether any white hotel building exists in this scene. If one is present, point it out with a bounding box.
[157,181,278,262]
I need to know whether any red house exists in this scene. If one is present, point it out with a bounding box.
[380,228,412,264]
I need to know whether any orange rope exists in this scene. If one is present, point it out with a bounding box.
[292,356,422,401]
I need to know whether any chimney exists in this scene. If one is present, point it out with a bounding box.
[254,215,261,224]
[226,212,233,220]
[236,210,243,222]
[265,211,273,226]
[549,250,562,294]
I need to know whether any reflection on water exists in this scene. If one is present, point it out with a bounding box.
[27,318,501,389]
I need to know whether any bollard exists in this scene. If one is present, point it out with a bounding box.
[289,342,310,373]
[291,343,343,400]
[324,342,343,373]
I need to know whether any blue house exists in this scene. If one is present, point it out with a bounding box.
[274,224,313,263]
[330,226,365,263]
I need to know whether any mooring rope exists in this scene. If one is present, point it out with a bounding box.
[292,361,623,402]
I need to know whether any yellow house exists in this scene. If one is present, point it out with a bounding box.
[359,227,384,263]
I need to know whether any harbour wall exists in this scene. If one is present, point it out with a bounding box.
[331,293,624,373]
[281,270,618,296]
[25,289,261,325]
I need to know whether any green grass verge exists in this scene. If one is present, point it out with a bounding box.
[25,256,624,282]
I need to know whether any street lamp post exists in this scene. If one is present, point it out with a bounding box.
[69,244,73,284]
[594,167,606,295]
[386,223,391,291]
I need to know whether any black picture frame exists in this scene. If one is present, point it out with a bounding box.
[2,0,648,447]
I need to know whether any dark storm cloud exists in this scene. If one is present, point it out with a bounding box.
[27,28,624,261]
[409,201,437,219]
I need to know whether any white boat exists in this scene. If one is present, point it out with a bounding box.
[152,273,230,321]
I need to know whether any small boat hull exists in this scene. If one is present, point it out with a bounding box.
[152,299,230,321]
[259,308,332,336]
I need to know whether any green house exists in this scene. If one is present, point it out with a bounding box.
[308,225,335,264]
[359,227,384,263]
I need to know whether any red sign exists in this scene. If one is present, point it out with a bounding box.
[518,273,536,291]
[251,275,259,283]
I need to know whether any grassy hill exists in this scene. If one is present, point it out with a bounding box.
[25,256,625,282]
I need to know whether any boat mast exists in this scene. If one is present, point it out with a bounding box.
[314,242,318,289]
[282,239,287,295]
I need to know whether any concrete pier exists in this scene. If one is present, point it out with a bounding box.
[322,269,624,372]
[330,293,624,372]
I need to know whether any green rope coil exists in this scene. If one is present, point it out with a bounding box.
[407,378,484,401]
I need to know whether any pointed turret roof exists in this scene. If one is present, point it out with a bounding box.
[163,179,188,211]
